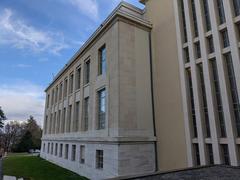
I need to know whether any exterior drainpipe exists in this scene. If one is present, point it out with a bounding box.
[148,31,158,172]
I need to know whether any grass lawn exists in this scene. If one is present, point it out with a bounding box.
[3,155,88,180]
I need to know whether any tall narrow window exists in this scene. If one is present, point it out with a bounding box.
[46,94,50,108]
[59,144,63,157]
[49,114,53,134]
[221,144,230,165]
[184,47,190,63]
[216,0,226,24]
[80,145,85,164]
[43,143,45,152]
[65,144,69,159]
[236,23,240,42]
[51,89,55,105]
[67,105,72,132]
[75,102,80,132]
[191,0,198,37]
[198,64,211,137]
[64,78,68,97]
[233,0,240,16]
[97,89,106,130]
[207,144,214,165]
[51,143,54,155]
[55,86,58,103]
[187,69,198,138]
[83,97,89,131]
[98,45,106,75]
[96,150,104,169]
[193,144,200,166]
[53,112,57,134]
[57,110,61,133]
[203,0,211,31]
[55,143,58,156]
[69,73,74,94]
[207,36,215,54]
[76,67,81,90]
[221,29,230,48]
[48,143,50,154]
[44,116,48,134]
[84,60,90,85]
[59,83,63,101]
[210,60,226,137]
[62,108,66,133]
[71,145,76,161]
[224,53,240,137]
[194,42,201,59]
[180,0,188,42]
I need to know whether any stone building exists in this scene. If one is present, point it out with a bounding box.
[41,0,240,179]
[41,2,156,179]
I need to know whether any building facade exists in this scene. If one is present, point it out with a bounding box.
[40,3,156,180]
[41,0,240,179]
[173,0,240,167]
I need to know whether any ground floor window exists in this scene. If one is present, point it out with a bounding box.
[96,150,104,169]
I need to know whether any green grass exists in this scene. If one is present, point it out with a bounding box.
[3,155,88,180]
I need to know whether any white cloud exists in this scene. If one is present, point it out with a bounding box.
[0,82,45,126]
[0,8,69,55]
[68,0,99,21]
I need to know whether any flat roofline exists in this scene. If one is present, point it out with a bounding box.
[45,1,150,92]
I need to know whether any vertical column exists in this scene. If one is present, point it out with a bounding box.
[184,0,207,165]
[194,0,221,164]
[208,0,238,165]
[173,0,194,166]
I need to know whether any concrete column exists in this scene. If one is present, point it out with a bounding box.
[184,0,207,165]
[194,0,221,164]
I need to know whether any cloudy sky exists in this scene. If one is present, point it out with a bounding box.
[0,0,144,126]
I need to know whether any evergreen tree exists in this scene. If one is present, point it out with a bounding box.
[0,106,6,128]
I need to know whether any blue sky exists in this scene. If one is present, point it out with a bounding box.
[0,0,144,125]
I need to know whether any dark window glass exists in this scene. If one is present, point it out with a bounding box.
[187,69,198,138]
[203,0,212,31]
[194,144,201,166]
[55,143,58,156]
[65,144,69,159]
[59,83,63,101]
[210,60,226,137]
[69,74,74,94]
[80,145,85,164]
[96,150,104,169]
[221,144,230,165]
[76,67,81,90]
[62,108,66,133]
[184,47,190,63]
[216,0,226,24]
[191,0,199,37]
[180,0,188,42]
[71,145,76,161]
[59,144,63,157]
[99,45,106,75]
[221,29,230,48]
[84,60,90,85]
[75,102,80,132]
[198,64,211,137]
[207,36,215,53]
[83,97,89,131]
[207,144,214,165]
[64,78,68,97]
[233,0,240,16]
[67,105,72,132]
[224,53,240,137]
[195,42,201,59]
